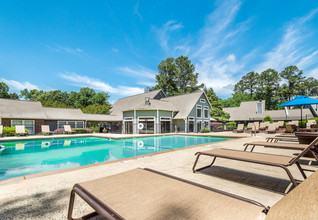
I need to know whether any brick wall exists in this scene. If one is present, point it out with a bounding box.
[0,118,45,134]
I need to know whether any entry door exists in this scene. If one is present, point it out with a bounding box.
[161,121,171,133]
[188,120,194,132]
[125,121,133,134]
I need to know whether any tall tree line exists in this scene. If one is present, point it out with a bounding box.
[226,65,318,110]
[0,82,111,114]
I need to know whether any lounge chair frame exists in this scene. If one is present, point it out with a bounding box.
[193,138,318,189]
[68,168,268,220]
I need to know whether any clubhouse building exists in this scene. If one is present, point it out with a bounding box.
[0,89,212,135]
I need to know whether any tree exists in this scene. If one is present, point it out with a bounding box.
[0,82,10,98]
[81,104,111,114]
[154,56,203,96]
[203,87,229,122]
[0,82,19,100]
[221,92,255,108]
[233,71,259,97]
[279,65,305,100]
[257,68,280,110]
[303,77,318,96]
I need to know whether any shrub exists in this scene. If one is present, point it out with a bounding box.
[216,126,224,132]
[225,122,236,131]
[200,127,210,133]
[85,128,94,133]
[72,128,88,134]
[262,115,273,123]
[90,126,100,133]
[299,120,306,128]
[2,127,28,136]
[3,126,15,136]
[53,128,65,134]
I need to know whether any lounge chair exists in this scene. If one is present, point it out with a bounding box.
[193,137,318,190]
[243,140,318,162]
[41,125,53,135]
[68,168,318,220]
[291,120,299,127]
[0,125,2,137]
[68,168,268,220]
[266,124,277,133]
[64,125,75,134]
[236,124,244,133]
[277,121,284,128]
[285,124,296,133]
[266,136,298,143]
[15,125,28,136]
[253,122,260,133]
[259,122,266,130]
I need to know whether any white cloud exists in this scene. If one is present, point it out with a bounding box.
[0,78,39,91]
[192,0,247,96]
[60,72,144,96]
[255,8,318,73]
[133,2,143,21]
[118,66,156,80]
[46,44,83,54]
[154,20,184,54]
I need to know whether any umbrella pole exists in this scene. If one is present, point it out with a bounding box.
[301,105,303,128]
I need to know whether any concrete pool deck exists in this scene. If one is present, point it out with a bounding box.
[0,132,317,219]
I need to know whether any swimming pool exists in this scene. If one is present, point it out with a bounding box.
[0,135,233,180]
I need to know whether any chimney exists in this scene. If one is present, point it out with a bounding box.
[144,87,153,93]
[145,97,151,105]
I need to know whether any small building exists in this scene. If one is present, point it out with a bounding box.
[0,89,212,134]
[223,99,318,122]
[104,89,212,134]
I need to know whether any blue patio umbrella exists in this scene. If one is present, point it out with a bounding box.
[278,96,318,127]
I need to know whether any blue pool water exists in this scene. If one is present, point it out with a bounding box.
[0,135,232,180]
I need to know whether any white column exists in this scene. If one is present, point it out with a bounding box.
[133,110,137,134]
[156,109,159,134]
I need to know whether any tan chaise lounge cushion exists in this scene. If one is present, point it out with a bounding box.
[246,141,308,150]
[266,169,318,219]
[77,168,265,220]
[201,148,294,165]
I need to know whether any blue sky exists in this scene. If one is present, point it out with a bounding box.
[1,0,318,102]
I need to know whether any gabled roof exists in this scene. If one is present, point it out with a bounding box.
[161,91,208,119]
[123,98,178,112]
[42,107,85,121]
[83,113,122,121]
[0,98,46,119]
[109,90,165,115]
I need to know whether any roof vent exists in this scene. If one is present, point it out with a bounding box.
[144,87,153,93]
[145,97,151,105]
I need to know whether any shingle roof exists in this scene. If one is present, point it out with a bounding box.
[42,107,86,121]
[223,100,316,121]
[123,98,178,112]
[109,90,165,115]
[83,113,122,121]
[161,91,205,119]
[0,98,46,119]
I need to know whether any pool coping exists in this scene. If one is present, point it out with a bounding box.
[0,133,244,185]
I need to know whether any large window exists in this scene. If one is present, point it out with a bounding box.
[124,117,133,134]
[204,107,209,119]
[196,121,202,133]
[160,117,171,133]
[196,105,202,118]
[11,120,35,135]
[58,121,84,129]
[138,117,155,134]
[188,117,194,133]
[256,102,263,114]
